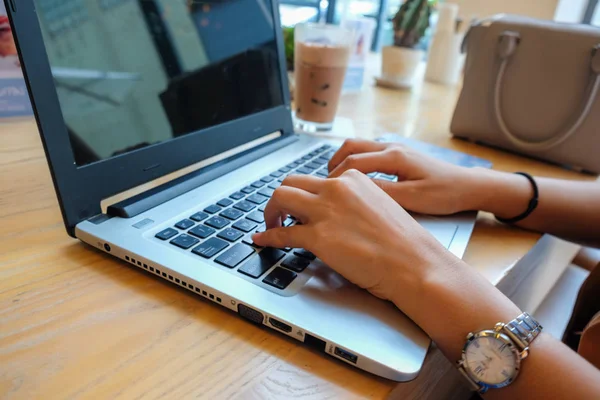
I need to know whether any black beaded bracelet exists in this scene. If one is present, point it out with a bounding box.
[496,172,539,224]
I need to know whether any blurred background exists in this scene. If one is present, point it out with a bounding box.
[280,0,600,51]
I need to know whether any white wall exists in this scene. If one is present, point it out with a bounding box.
[554,0,588,22]
[447,0,560,21]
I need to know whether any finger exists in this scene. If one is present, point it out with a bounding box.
[329,151,399,178]
[281,173,326,194]
[264,185,316,229]
[328,139,387,173]
[252,225,308,249]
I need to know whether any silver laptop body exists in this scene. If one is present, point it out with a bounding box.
[76,133,476,381]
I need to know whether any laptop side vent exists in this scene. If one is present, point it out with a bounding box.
[122,254,222,304]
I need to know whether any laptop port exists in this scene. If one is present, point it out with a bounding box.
[334,347,357,364]
[268,317,292,333]
[238,304,264,324]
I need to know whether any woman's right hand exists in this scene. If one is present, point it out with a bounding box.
[327,139,487,216]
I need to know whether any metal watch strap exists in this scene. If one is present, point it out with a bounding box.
[502,312,543,351]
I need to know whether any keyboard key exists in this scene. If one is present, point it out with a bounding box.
[189,225,215,239]
[204,204,222,214]
[190,211,209,222]
[220,208,244,220]
[192,237,229,258]
[278,176,287,182]
[258,188,274,198]
[247,193,268,205]
[205,216,229,229]
[270,171,284,178]
[156,228,178,240]
[215,243,255,268]
[241,186,256,194]
[296,167,313,174]
[378,174,397,181]
[281,256,310,272]
[263,267,297,290]
[305,162,321,170]
[268,181,281,190]
[294,249,316,260]
[251,180,266,188]
[260,176,274,183]
[286,162,299,169]
[311,158,327,166]
[243,235,263,248]
[238,248,286,278]
[366,172,378,178]
[217,198,234,207]
[175,219,195,230]
[278,167,291,173]
[316,167,329,177]
[322,151,335,160]
[233,219,258,232]
[230,192,245,200]
[170,234,199,249]
[319,144,331,151]
[294,158,305,164]
[309,151,319,157]
[302,155,312,160]
[233,200,255,212]
[217,228,244,242]
[259,205,266,212]
[247,211,265,223]
[256,224,266,233]
[283,217,295,227]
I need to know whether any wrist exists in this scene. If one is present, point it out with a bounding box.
[386,237,463,322]
[389,247,521,361]
[468,168,533,219]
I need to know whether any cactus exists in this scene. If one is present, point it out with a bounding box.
[283,26,295,71]
[392,0,433,48]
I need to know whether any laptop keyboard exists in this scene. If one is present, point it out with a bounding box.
[153,144,398,293]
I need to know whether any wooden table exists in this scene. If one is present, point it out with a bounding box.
[0,62,594,399]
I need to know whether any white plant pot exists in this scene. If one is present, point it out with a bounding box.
[380,46,424,89]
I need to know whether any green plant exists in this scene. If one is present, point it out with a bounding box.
[392,0,433,48]
[283,26,295,71]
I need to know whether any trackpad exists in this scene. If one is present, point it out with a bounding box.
[414,216,458,249]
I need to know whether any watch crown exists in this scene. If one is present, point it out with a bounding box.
[466,333,474,340]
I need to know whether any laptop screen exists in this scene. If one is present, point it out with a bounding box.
[32,0,285,166]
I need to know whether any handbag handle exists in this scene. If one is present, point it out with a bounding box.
[494,31,600,152]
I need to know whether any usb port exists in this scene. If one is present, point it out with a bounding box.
[334,347,357,364]
[268,317,292,333]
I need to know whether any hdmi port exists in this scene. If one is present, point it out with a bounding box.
[268,317,292,333]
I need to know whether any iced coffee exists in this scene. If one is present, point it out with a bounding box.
[294,24,352,132]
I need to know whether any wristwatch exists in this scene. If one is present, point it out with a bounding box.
[457,312,543,394]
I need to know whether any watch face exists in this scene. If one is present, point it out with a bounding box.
[464,335,518,386]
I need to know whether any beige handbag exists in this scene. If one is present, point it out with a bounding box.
[450,15,600,173]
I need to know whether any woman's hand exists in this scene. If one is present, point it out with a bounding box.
[252,170,459,307]
[327,139,486,215]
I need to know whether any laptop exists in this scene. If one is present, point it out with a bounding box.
[7,0,477,381]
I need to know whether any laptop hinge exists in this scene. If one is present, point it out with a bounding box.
[107,134,298,218]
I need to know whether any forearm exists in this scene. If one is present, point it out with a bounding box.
[466,168,600,248]
[392,253,600,399]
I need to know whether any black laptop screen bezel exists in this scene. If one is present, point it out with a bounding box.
[6,0,294,237]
